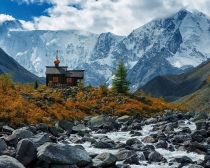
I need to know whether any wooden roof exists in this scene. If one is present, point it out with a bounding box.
[46,66,84,78]
[46,66,68,74]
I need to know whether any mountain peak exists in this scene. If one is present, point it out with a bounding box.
[0,19,23,32]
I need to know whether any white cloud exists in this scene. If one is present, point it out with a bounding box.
[0,14,15,24]
[11,0,210,35]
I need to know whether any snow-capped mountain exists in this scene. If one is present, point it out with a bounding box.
[0,9,210,90]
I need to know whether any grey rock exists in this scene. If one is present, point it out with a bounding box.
[142,136,156,143]
[155,140,168,149]
[56,120,73,131]
[29,132,51,148]
[0,139,7,152]
[0,155,25,168]
[115,150,136,161]
[37,142,91,166]
[126,138,142,146]
[16,139,36,166]
[148,151,166,162]
[12,128,33,139]
[93,153,117,168]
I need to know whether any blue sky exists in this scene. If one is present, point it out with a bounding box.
[0,0,52,21]
[0,0,210,35]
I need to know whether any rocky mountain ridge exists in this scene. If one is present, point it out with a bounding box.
[0,9,210,90]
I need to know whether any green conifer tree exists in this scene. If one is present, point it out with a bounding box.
[112,60,129,93]
[34,80,39,89]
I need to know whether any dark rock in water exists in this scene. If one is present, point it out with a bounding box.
[116,164,131,168]
[142,145,156,159]
[0,139,7,152]
[185,141,207,154]
[92,153,117,168]
[37,142,91,166]
[36,123,48,132]
[126,138,142,146]
[173,156,193,165]
[69,134,83,144]
[129,131,142,137]
[191,130,207,143]
[12,128,33,140]
[123,154,141,165]
[16,139,36,166]
[29,132,51,148]
[89,115,119,131]
[155,140,168,149]
[2,125,14,134]
[56,120,73,132]
[195,120,207,130]
[93,140,115,149]
[188,164,204,168]
[49,126,64,137]
[142,136,156,143]
[181,127,192,134]
[115,149,136,161]
[93,136,115,149]
[130,122,142,130]
[72,124,90,133]
[171,134,191,145]
[3,134,18,147]
[148,151,166,162]
[0,155,25,168]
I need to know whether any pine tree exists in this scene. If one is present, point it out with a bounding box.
[112,60,129,93]
[34,80,39,89]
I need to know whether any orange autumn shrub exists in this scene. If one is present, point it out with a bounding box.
[0,74,184,126]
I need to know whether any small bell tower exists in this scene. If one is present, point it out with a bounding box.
[54,50,60,67]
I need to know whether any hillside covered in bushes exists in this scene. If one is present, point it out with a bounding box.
[0,74,183,126]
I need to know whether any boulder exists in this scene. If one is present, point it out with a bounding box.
[142,136,156,143]
[12,128,33,140]
[2,125,14,134]
[72,124,90,133]
[36,123,48,132]
[115,150,136,161]
[188,164,204,168]
[16,139,36,166]
[29,132,51,148]
[116,164,131,168]
[123,154,140,165]
[93,137,115,149]
[148,151,166,162]
[171,134,191,145]
[126,138,142,146]
[0,155,25,168]
[89,115,119,131]
[92,153,117,168]
[37,142,91,166]
[173,156,193,165]
[56,120,73,131]
[195,120,207,130]
[0,139,7,152]
[155,140,168,149]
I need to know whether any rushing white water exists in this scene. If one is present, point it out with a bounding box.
[69,119,204,168]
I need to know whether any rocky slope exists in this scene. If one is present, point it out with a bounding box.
[0,112,209,168]
[139,59,210,101]
[177,76,210,112]
[1,9,210,89]
[0,48,42,83]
